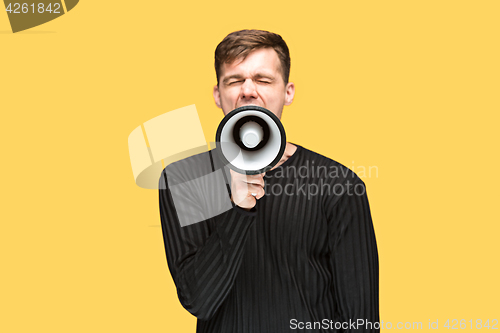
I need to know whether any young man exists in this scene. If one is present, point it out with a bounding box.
[159,30,379,332]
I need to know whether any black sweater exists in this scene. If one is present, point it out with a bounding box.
[159,144,379,333]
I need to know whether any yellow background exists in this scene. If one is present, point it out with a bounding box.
[1,1,499,332]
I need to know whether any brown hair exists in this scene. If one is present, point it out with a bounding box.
[215,29,291,85]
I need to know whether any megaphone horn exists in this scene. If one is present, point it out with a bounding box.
[215,106,286,175]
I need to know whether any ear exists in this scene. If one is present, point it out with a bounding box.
[213,85,222,109]
[284,82,295,106]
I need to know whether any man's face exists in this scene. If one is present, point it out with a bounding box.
[213,48,295,119]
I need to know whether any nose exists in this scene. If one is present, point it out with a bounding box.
[240,79,258,101]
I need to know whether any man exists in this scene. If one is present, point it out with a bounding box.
[159,30,379,332]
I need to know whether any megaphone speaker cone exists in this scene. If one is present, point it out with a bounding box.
[215,106,286,175]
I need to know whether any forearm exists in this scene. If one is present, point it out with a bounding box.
[329,181,379,332]
[160,184,256,320]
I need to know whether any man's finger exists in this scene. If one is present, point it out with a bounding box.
[245,174,265,187]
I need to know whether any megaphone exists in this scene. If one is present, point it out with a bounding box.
[215,105,286,175]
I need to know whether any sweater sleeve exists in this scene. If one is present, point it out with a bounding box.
[159,166,256,321]
[327,180,379,332]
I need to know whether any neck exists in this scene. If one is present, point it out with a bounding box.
[271,142,297,170]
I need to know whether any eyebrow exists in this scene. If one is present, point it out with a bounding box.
[254,73,275,81]
[222,72,276,85]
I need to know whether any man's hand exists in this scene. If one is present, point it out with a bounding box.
[230,169,265,210]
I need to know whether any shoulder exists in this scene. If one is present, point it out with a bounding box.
[294,145,369,216]
[293,144,364,186]
[160,149,216,187]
